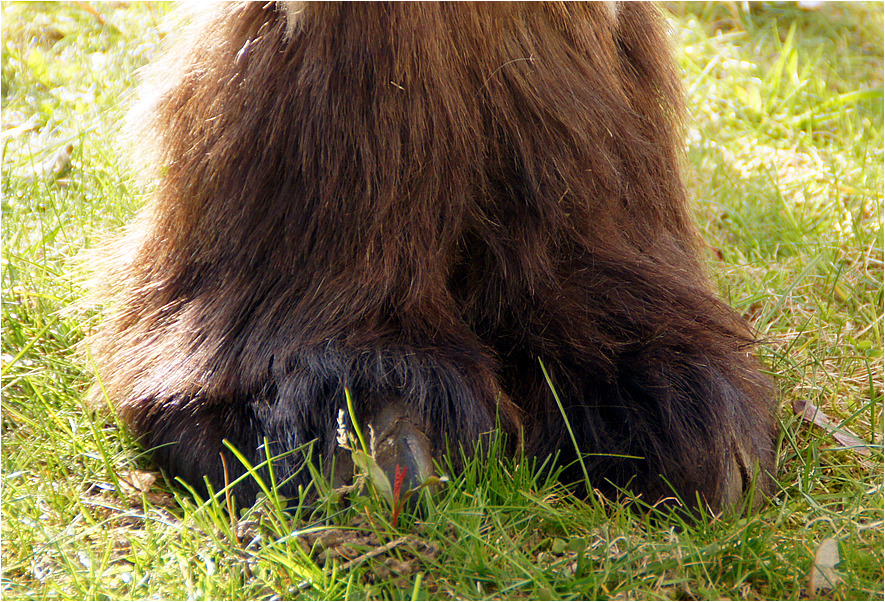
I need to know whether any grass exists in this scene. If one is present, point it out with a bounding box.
[2,2,882,600]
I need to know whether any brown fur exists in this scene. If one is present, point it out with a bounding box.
[90,2,777,511]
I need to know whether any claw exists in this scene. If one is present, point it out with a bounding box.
[370,402,434,492]
[332,401,434,495]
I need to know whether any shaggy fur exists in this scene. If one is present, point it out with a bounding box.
[90,2,778,511]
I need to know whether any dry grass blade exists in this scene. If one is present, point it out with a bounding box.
[793,398,873,459]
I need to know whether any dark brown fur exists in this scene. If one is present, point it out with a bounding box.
[91,2,777,511]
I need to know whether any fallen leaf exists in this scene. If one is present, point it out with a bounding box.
[119,470,158,494]
[809,537,842,594]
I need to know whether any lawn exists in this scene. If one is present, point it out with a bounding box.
[2,2,882,600]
